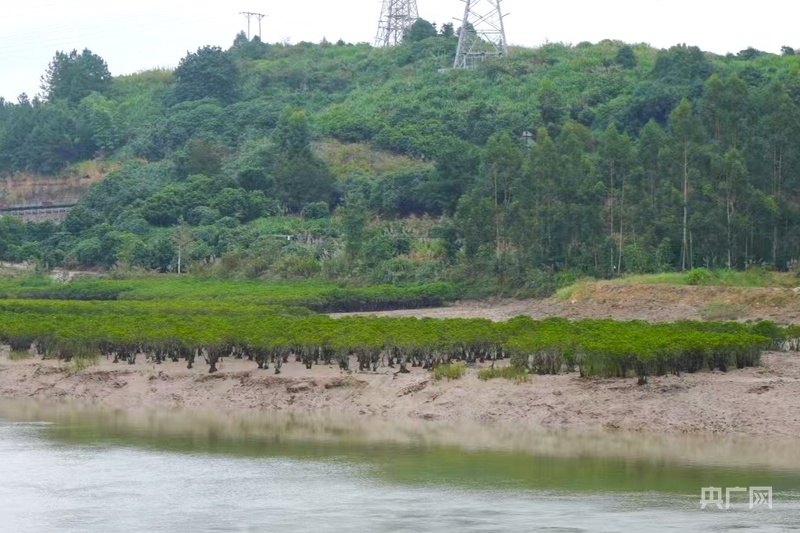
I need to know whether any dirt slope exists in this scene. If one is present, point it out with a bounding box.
[333,283,800,324]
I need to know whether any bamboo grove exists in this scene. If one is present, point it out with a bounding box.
[0,299,789,383]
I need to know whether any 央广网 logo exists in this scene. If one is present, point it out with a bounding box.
[700,486,772,510]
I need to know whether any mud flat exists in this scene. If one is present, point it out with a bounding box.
[2,349,800,440]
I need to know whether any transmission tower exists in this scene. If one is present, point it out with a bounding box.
[374,0,419,47]
[240,11,266,40]
[454,0,508,69]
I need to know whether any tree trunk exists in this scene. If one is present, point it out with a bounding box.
[681,144,689,271]
[609,161,615,274]
[726,191,733,269]
[617,171,625,274]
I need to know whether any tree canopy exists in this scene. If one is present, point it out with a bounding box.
[173,45,238,104]
[1,35,800,289]
[40,49,112,105]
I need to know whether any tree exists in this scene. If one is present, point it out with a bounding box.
[339,190,369,263]
[173,218,194,274]
[599,123,634,274]
[175,138,224,177]
[40,49,112,105]
[668,99,703,270]
[718,148,748,268]
[537,78,565,135]
[78,93,120,154]
[758,81,800,265]
[273,108,312,158]
[439,23,455,38]
[484,132,523,256]
[173,46,238,104]
[613,45,637,69]
[26,100,95,173]
[403,19,437,43]
[272,109,334,211]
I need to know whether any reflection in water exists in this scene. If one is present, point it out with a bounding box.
[1,401,800,532]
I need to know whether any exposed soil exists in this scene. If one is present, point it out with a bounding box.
[2,349,799,438]
[333,283,800,324]
[4,283,800,439]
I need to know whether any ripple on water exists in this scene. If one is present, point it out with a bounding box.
[1,409,800,532]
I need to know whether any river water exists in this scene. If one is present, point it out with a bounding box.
[1,403,799,532]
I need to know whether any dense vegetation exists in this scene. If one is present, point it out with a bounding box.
[0,277,458,312]
[1,30,800,293]
[0,296,782,382]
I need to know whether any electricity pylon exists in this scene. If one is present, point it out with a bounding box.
[454,0,508,69]
[375,0,419,47]
[240,12,266,40]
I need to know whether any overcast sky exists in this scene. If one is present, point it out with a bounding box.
[1,0,797,101]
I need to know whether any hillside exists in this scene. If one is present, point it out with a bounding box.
[0,161,118,209]
[1,32,799,291]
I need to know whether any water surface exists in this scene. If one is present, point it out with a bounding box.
[1,402,799,532]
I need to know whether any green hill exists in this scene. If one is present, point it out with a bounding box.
[1,31,799,294]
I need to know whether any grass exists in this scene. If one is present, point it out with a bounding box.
[555,268,797,301]
[9,350,32,361]
[700,302,749,321]
[554,279,595,301]
[478,366,530,383]
[69,354,100,372]
[610,268,796,288]
[313,139,433,180]
[433,363,466,381]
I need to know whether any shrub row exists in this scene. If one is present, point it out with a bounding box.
[0,302,777,381]
[0,278,460,313]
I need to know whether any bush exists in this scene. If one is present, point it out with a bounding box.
[478,366,529,383]
[433,363,465,381]
[301,202,330,219]
[686,268,711,285]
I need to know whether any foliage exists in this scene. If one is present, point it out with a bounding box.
[173,46,238,104]
[2,36,800,291]
[433,362,466,381]
[0,294,774,380]
[40,49,112,105]
[0,276,460,312]
[699,302,748,321]
[478,365,529,382]
[404,19,438,43]
[686,268,712,285]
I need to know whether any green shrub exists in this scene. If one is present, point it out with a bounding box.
[686,268,711,285]
[301,202,330,219]
[9,350,33,361]
[433,363,465,381]
[478,366,529,383]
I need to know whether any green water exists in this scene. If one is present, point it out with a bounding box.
[1,402,799,532]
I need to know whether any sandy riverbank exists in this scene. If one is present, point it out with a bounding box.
[2,348,799,439]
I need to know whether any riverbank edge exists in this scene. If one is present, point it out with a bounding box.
[2,351,800,460]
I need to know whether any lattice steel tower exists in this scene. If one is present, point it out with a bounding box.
[375,0,419,47]
[454,0,508,69]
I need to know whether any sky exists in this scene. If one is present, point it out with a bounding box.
[0,0,798,100]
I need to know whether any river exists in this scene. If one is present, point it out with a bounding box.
[1,403,799,532]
